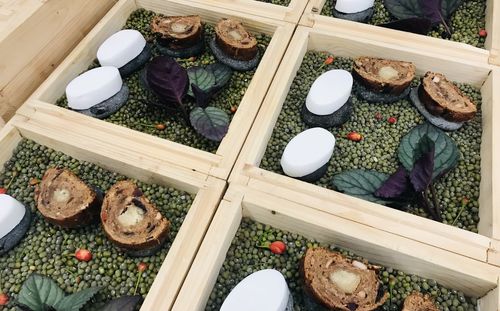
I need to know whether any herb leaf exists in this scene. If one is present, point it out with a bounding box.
[380,17,433,34]
[332,170,391,205]
[98,295,142,311]
[190,107,230,141]
[374,166,412,199]
[146,56,188,107]
[398,123,459,180]
[187,63,232,107]
[410,136,436,192]
[384,0,423,19]
[54,287,100,311]
[419,0,444,24]
[18,274,65,311]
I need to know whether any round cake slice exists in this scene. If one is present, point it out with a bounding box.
[101,180,170,256]
[418,72,477,122]
[403,292,439,311]
[300,248,388,311]
[35,168,102,228]
[151,15,204,58]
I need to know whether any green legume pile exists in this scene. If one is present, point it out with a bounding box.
[256,0,292,6]
[0,139,194,310]
[206,218,477,311]
[260,51,482,232]
[321,0,487,48]
[55,9,271,154]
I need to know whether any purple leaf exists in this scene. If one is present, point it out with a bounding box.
[418,0,443,24]
[190,107,229,141]
[146,56,188,107]
[374,166,412,199]
[380,18,433,35]
[191,83,212,108]
[410,137,435,192]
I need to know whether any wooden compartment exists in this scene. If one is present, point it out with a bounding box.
[0,116,226,310]
[18,0,295,180]
[173,184,500,310]
[182,0,310,23]
[301,0,499,66]
[0,0,116,122]
[230,26,500,266]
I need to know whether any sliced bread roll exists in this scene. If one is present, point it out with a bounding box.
[215,19,257,61]
[35,168,101,228]
[301,248,388,311]
[403,292,439,311]
[353,57,416,95]
[151,15,203,50]
[101,180,170,255]
[418,72,477,122]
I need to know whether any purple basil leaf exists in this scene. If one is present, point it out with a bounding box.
[191,83,213,108]
[374,166,412,199]
[380,18,433,35]
[410,136,435,192]
[146,56,188,107]
[99,295,142,311]
[419,0,443,24]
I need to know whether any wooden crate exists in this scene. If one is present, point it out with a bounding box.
[17,0,295,181]
[181,0,310,23]
[0,0,116,122]
[172,184,500,310]
[230,26,500,266]
[0,115,226,311]
[301,0,500,66]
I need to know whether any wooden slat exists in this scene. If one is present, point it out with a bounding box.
[485,0,499,65]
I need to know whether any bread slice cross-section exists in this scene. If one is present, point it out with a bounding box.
[403,292,439,311]
[151,15,203,50]
[101,180,170,256]
[215,19,257,61]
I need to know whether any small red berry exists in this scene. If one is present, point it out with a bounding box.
[324,55,335,65]
[0,293,9,306]
[0,188,6,194]
[75,249,92,262]
[479,29,488,38]
[138,262,148,272]
[461,197,470,206]
[230,106,237,114]
[269,241,286,255]
[346,132,363,142]
[155,123,166,131]
[375,112,383,120]
[387,117,397,124]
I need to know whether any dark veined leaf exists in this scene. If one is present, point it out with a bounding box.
[332,170,391,205]
[98,295,142,311]
[145,56,188,107]
[190,107,230,141]
[419,0,443,24]
[409,135,435,192]
[374,166,412,199]
[380,17,433,35]
[441,0,463,18]
[384,0,423,19]
[398,123,459,180]
[187,63,232,107]
[54,287,100,311]
[18,274,65,311]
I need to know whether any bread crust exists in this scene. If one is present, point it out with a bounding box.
[403,292,439,311]
[215,18,257,61]
[35,168,101,228]
[101,180,170,253]
[419,72,477,122]
[300,248,388,311]
[151,15,203,50]
[353,57,415,95]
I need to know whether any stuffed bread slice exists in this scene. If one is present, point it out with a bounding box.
[101,180,170,256]
[215,18,257,61]
[301,247,388,311]
[35,168,101,228]
[403,292,439,311]
[151,15,203,50]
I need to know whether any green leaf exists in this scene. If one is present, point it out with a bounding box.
[187,63,232,106]
[332,169,391,205]
[54,287,100,311]
[190,107,230,142]
[398,123,459,180]
[18,274,65,311]
[98,295,142,311]
[441,0,463,18]
[384,0,423,20]
[187,67,215,97]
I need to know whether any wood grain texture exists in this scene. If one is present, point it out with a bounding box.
[0,0,117,121]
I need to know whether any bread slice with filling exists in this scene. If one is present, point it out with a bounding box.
[353,57,416,95]
[215,18,257,61]
[151,15,203,50]
[418,72,477,122]
[101,180,170,256]
[403,292,439,311]
[301,247,388,311]
[35,168,101,228]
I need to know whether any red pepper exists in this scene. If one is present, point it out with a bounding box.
[324,55,335,65]
[0,293,9,306]
[269,241,286,255]
[138,262,148,272]
[75,249,92,262]
[387,117,397,124]
[346,132,363,142]
[479,29,488,38]
[0,188,6,195]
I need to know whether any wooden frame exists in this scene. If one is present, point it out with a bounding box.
[0,0,116,122]
[173,184,500,310]
[17,0,295,180]
[301,0,500,66]
[0,116,226,311]
[230,26,500,266]
[181,0,310,23]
